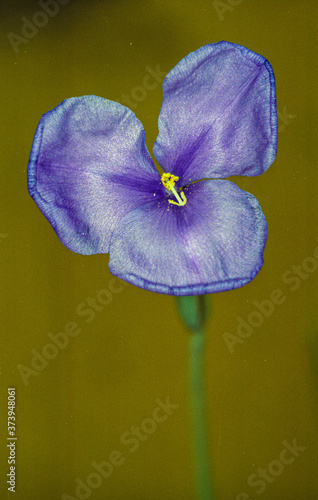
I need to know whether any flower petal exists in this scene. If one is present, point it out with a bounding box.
[153,42,277,183]
[108,180,267,295]
[28,96,163,255]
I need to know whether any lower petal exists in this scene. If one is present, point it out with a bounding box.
[108,180,267,295]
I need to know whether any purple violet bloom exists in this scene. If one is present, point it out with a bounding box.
[28,41,277,296]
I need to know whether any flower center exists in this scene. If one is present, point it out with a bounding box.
[161,173,187,206]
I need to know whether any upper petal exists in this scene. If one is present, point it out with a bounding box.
[108,180,267,295]
[28,96,163,255]
[153,42,277,183]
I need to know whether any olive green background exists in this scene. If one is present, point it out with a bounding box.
[1,0,318,499]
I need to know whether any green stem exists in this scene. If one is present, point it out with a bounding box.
[189,327,215,500]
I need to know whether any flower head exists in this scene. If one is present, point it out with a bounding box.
[28,41,277,296]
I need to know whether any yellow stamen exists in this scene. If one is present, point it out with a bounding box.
[161,172,187,207]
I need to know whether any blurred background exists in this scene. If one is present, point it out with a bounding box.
[1,0,318,498]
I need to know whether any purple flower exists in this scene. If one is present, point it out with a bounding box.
[28,41,277,296]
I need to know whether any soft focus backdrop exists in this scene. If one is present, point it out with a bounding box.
[1,1,318,499]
